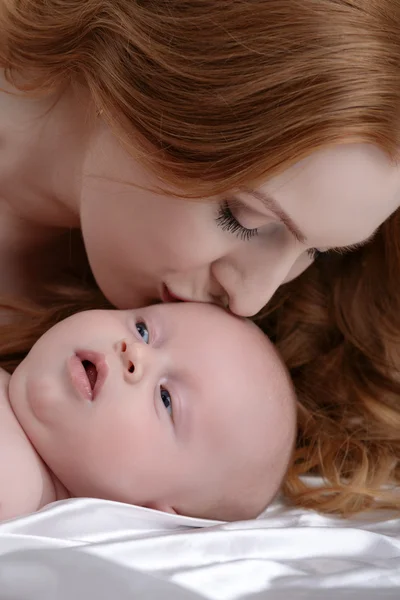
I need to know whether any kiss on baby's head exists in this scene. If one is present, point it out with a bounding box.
[4,302,296,522]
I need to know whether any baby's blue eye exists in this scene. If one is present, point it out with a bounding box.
[160,388,173,417]
[136,321,149,344]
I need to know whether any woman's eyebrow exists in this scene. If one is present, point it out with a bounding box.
[243,187,307,244]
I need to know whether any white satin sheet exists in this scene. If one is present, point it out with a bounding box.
[0,495,399,599]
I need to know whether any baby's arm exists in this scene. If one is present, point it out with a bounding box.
[0,368,57,520]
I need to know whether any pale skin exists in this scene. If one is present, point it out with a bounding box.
[1,74,400,316]
[0,302,296,523]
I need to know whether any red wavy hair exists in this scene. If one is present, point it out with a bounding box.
[1,0,400,514]
[1,1,399,196]
[259,211,400,514]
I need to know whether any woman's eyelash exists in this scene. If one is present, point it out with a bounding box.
[216,201,259,241]
[306,248,323,260]
[308,240,371,261]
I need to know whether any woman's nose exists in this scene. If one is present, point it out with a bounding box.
[228,277,282,317]
[213,249,305,317]
[118,339,147,382]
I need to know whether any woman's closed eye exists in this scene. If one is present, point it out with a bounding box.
[216,201,259,241]
[160,387,173,418]
[217,200,326,260]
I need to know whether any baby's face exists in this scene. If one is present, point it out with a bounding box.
[9,303,295,520]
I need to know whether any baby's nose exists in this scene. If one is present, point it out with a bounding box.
[119,339,144,382]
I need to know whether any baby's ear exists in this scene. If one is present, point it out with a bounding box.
[144,501,177,515]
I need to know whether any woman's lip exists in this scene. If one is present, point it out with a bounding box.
[68,351,108,401]
[161,283,188,303]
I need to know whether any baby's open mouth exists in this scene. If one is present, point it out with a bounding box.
[82,360,98,391]
[69,351,109,402]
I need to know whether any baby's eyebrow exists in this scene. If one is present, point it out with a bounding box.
[169,373,193,444]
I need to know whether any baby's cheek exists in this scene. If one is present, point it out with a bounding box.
[87,409,147,471]
[22,375,65,428]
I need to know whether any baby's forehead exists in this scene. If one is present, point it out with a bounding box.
[201,317,289,420]
[188,302,272,346]
[184,305,285,390]
[160,301,289,409]
[174,305,295,505]
[217,312,281,372]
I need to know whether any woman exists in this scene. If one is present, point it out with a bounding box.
[0,0,399,513]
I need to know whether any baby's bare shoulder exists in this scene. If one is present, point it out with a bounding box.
[0,369,49,521]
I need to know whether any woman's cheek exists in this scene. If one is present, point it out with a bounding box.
[283,252,314,284]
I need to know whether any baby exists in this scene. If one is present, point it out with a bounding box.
[0,302,296,522]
